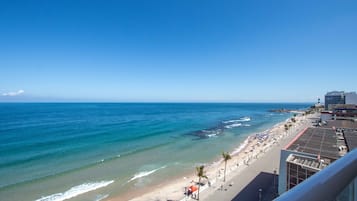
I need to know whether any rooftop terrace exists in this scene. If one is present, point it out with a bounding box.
[286,154,330,171]
[286,127,339,160]
[322,120,357,130]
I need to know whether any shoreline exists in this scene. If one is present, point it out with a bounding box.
[107,112,311,201]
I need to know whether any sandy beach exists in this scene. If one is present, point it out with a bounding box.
[107,112,316,201]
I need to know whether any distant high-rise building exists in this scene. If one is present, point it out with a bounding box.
[324,91,357,110]
[325,91,346,110]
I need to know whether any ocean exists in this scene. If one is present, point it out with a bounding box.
[0,103,310,201]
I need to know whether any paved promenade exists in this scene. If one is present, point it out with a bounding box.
[200,115,316,201]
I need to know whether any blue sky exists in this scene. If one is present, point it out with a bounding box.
[0,0,356,102]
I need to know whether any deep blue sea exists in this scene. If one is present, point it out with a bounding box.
[0,103,309,201]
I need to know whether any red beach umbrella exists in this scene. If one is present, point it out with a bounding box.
[189,185,198,192]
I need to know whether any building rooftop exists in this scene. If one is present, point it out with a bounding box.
[322,120,357,130]
[325,91,345,96]
[287,128,339,160]
[286,154,330,171]
[333,104,357,110]
[344,131,357,151]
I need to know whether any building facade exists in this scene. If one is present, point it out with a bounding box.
[325,91,346,110]
[325,91,357,110]
[346,92,357,105]
[333,105,357,119]
[285,154,325,190]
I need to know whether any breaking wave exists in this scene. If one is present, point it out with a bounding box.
[223,117,251,129]
[224,123,242,129]
[35,180,114,201]
[222,117,251,124]
[231,138,249,155]
[128,166,166,182]
[189,117,251,139]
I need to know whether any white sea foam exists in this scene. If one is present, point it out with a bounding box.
[128,166,166,182]
[224,123,242,129]
[223,120,239,124]
[240,117,251,122]
[94,194,109,201]
[231,138,249,155]
[35,180,114,201]
[207,134,218,138]
[223,117,251,124]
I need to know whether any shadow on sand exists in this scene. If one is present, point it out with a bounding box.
[232,171,278,201]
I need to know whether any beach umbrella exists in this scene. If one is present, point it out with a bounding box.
[189,185,198,192]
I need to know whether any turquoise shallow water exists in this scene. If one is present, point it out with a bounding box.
[0,103,309,201]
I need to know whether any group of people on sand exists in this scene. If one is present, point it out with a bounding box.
[185,185,198,199]
[178,113,310,201]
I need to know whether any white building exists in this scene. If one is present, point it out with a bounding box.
[345,92,357,105]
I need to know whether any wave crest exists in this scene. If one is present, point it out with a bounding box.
[128,166,166,182]
[35,180,114,201]
[223,117,251,124]
[224,123,242,129]
[189,116,251,139]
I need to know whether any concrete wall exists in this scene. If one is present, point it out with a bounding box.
[321,113,332,121]
[278,150,291,195]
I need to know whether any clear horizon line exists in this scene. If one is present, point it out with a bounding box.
[0,101,315,104]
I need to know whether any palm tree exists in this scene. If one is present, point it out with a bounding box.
[222,152,232,182]
[196,165,208,200]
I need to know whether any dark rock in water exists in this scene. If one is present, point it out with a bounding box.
[189,125,225,139]
[187,116,251,139]
[268,108,292,113]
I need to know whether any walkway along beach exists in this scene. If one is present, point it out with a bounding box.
[109,112,317,201]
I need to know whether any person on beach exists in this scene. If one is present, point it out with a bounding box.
[187,188,192,196]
